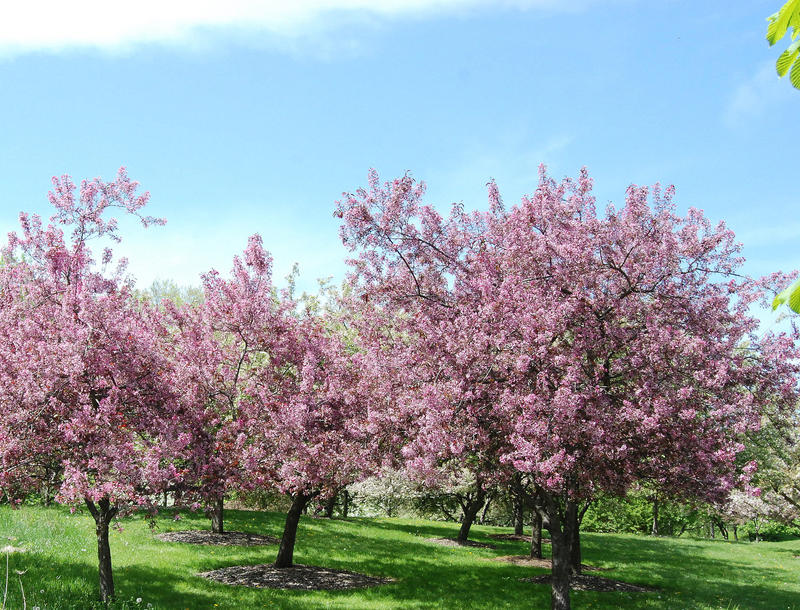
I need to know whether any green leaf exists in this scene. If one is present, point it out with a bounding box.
[776,46,799,76]
[768,0,800,45]
[773,279,800,312]
[791,56,800,88]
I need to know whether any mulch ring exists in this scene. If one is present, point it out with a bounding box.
[523,573,656,593]
[488,555,610,571]
[488,533,551,544]
[156,530,279,546]
[426,537,497,549]
[199,564,395,590]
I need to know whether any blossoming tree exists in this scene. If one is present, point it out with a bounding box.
[337,168,800,610]
[337,173,516,544]
[192,235,374,568]
[160,235,293,534]
[242,310,374,568]
[0,170,178,602]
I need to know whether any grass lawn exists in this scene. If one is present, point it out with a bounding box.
[1,505,799,609]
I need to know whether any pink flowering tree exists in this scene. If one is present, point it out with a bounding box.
[190,236,374,568]
[242,311,374,568]
[0,170,178,602]
[338,168,800,610]
[337,173,516,544]
[159,239,292,534]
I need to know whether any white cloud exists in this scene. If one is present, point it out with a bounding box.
[427,130,574,210]
[0,0,585,56]
[109,201,347,295]
[723,61,797,128]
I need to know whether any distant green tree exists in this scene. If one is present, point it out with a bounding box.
[141,278,203,306]
[767,0,800,89]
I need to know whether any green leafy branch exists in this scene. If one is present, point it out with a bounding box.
[767,0,800,89]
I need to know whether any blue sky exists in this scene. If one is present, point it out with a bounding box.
[0,0,797,325]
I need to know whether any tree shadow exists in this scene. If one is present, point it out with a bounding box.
[5,507,800,609]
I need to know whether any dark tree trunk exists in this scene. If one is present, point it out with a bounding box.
[210,495,224,534]
[733,525,738,541]
[323,493,337,519]
[651,497,659,536]
[342,490,350,518]
[514,494,524,535]
[457,487,486,543]
[275,492,314,568]
[480,492,494,524]
[568,502,581,575]
[42,465,61,506]
[85,497,118,603]
[163,490,168,508]
[544,496,573,610]
[530,511,543,559]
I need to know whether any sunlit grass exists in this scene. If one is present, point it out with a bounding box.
[1,505,799,608]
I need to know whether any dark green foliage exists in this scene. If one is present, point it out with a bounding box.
[739,519,800,541]
[581,492,701,536]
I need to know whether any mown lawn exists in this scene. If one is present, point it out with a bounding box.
[1,505,799,609]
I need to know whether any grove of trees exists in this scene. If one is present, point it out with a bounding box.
[1,167,798,610]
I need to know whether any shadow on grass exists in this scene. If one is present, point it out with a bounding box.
[577,533,800,609]
[3,555,220,609]
[6,507,800,610]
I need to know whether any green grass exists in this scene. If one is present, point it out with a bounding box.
[1,505,799,609]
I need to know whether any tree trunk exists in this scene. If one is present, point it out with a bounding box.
[323,493,337,519]
[568,502,581,575]
[457,487,486,543]
[544,497,573,610]
[530,511,543,559]
[733,525,738,541]
[275,492,314,568]
[651,498,659,536]
[514,495,524,535]
[480,492,493,524]
[210,495,224,534]
[342,490,350,518]
[85,497,118,603]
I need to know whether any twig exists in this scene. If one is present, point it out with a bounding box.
[17,573,25,610]
[2,551,8,610]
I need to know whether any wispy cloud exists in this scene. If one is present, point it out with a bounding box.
[428,130,575,209]
[733,221,800,249]
[723,61,797,128]
[0,1,589,56]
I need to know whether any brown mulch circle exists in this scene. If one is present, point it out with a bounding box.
[426,537,497,549]
[488,533,552,544]
[488,555,610,571]
[199,564,394,590]
[156,530,279,546]
[523,574,656,592]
